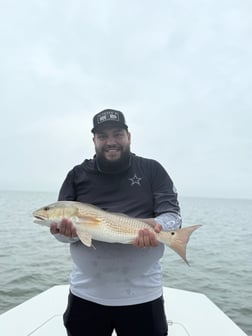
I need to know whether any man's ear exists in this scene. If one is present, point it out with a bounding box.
[128,131,131,143]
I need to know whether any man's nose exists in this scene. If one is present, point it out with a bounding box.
[105,135,117,145]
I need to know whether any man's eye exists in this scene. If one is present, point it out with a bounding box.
[115,133,123,137]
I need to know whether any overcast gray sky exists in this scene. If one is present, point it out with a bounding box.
[0,0,251,200]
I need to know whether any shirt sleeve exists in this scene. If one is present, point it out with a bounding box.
[58,169,76,201]
[151,160,181,217]
[155,212,182,231]
[54,233,80,243]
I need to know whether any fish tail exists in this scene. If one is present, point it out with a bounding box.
[159,225,201,264]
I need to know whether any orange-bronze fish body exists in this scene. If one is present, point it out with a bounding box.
[33,201,201,264]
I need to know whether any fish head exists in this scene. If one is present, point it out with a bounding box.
[33,201,79,226]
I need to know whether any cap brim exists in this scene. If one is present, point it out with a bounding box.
[91,121,128,133]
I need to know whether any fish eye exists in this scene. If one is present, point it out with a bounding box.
[43,206,50,211]
[171,232,175,235]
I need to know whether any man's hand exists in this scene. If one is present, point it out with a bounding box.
[133,223,162,248]
[50,218,77,238]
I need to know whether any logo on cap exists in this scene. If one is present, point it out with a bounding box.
[97,111,120,124]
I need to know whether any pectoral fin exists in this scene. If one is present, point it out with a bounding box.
[78,214,100,226]
[76,229,93,247]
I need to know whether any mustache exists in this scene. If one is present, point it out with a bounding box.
[103,145,122,151]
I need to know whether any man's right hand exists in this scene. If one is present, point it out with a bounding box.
[50,218,77,238]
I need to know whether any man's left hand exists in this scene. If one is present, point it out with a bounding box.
[133,224,162,248]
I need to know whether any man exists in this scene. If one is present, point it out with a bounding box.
[50,109,182,336]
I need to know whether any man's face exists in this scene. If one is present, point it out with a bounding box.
[93,127,131,162]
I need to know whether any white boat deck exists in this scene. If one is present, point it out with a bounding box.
[0,285,248,336]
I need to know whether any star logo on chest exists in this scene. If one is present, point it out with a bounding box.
[128,174,143,186]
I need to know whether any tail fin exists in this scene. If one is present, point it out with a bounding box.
[159,225,201,264]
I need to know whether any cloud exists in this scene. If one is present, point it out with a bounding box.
[0,0,252,199]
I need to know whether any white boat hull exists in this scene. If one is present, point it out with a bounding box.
[0,285,247,336]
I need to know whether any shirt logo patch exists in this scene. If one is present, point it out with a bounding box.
[128,174,143,186]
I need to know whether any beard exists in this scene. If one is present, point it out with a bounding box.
[95,145,131,173]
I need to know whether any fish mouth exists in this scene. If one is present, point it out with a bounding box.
[33,215,46,222]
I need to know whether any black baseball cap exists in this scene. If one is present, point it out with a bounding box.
[91,109,128,133]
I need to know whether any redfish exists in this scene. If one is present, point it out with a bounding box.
[33,201,201,264]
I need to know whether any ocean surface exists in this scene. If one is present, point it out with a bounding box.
[0,190,251,335]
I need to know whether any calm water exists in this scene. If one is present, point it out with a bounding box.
[0,190,251,335]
